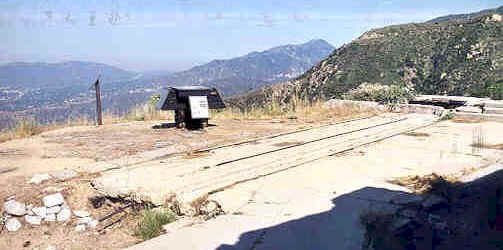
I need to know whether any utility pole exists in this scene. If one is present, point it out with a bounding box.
[94,76,103,126]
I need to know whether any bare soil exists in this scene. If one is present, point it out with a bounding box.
[0,118,328,181]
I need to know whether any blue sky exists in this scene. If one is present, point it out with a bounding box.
[1,0,501,72]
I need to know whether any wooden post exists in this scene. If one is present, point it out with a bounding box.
[94,77,103,126]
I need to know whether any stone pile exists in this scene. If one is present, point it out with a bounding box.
[2,193,98,232]
[388,193,451,244]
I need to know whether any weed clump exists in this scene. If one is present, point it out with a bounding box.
[134,208,176,241]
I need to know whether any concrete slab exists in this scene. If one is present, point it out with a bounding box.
[454,112,503,122]
[483,100,503,109]
[485,107,503,115]
[126,118,503,250]
[94,114,435,206]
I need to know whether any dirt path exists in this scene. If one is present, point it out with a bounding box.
[93,113,437,206]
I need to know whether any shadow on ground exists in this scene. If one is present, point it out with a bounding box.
[216,168,503,250]
[152,123,177,129]
[152,123,217,130]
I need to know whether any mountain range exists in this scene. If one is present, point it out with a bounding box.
[156,39,334,95]
[0,61,138,89]
[235,6,503,108]
[0,39,334,128]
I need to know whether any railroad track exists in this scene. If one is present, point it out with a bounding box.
[95,115,379,173]
[93,113,437,205]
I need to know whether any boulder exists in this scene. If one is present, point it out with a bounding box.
[73,210,90,218]
[4,200,27,216]
[27,173,52,184]
[43,193,65,207]
[5,217,22,232]
[25,215,42,225]
[56,208,72,222]
[46,205,62,215]
[32,207,47,218]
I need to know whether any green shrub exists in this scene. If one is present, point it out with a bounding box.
[343,82,416,104]
[134,208,176,241]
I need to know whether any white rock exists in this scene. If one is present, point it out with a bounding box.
[28,173,52,184]
[25,215,42,225]
[77,217,93,225]
[46,205,61,214]
[46,245,56,250]
[43,193,65,207]
[32,207,47,218]
[44,214,56,222]
[52,169,77,181]
[56,208,72,222]
[75,224,86,232]
[73,210,90,218]
[61,202,70,210]
[3,200,27,216]
[87,219,99,229]
[5,217,22,232]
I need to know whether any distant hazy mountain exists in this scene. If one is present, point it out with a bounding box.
[428,5,503,23]
[162,39,334,95]
[0,61,137,89]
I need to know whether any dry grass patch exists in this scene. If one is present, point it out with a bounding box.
[213,98,380,122]
[389,173,460,195]
[0,119,44,143]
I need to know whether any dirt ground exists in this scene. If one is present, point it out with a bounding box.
[0,118,340,181]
